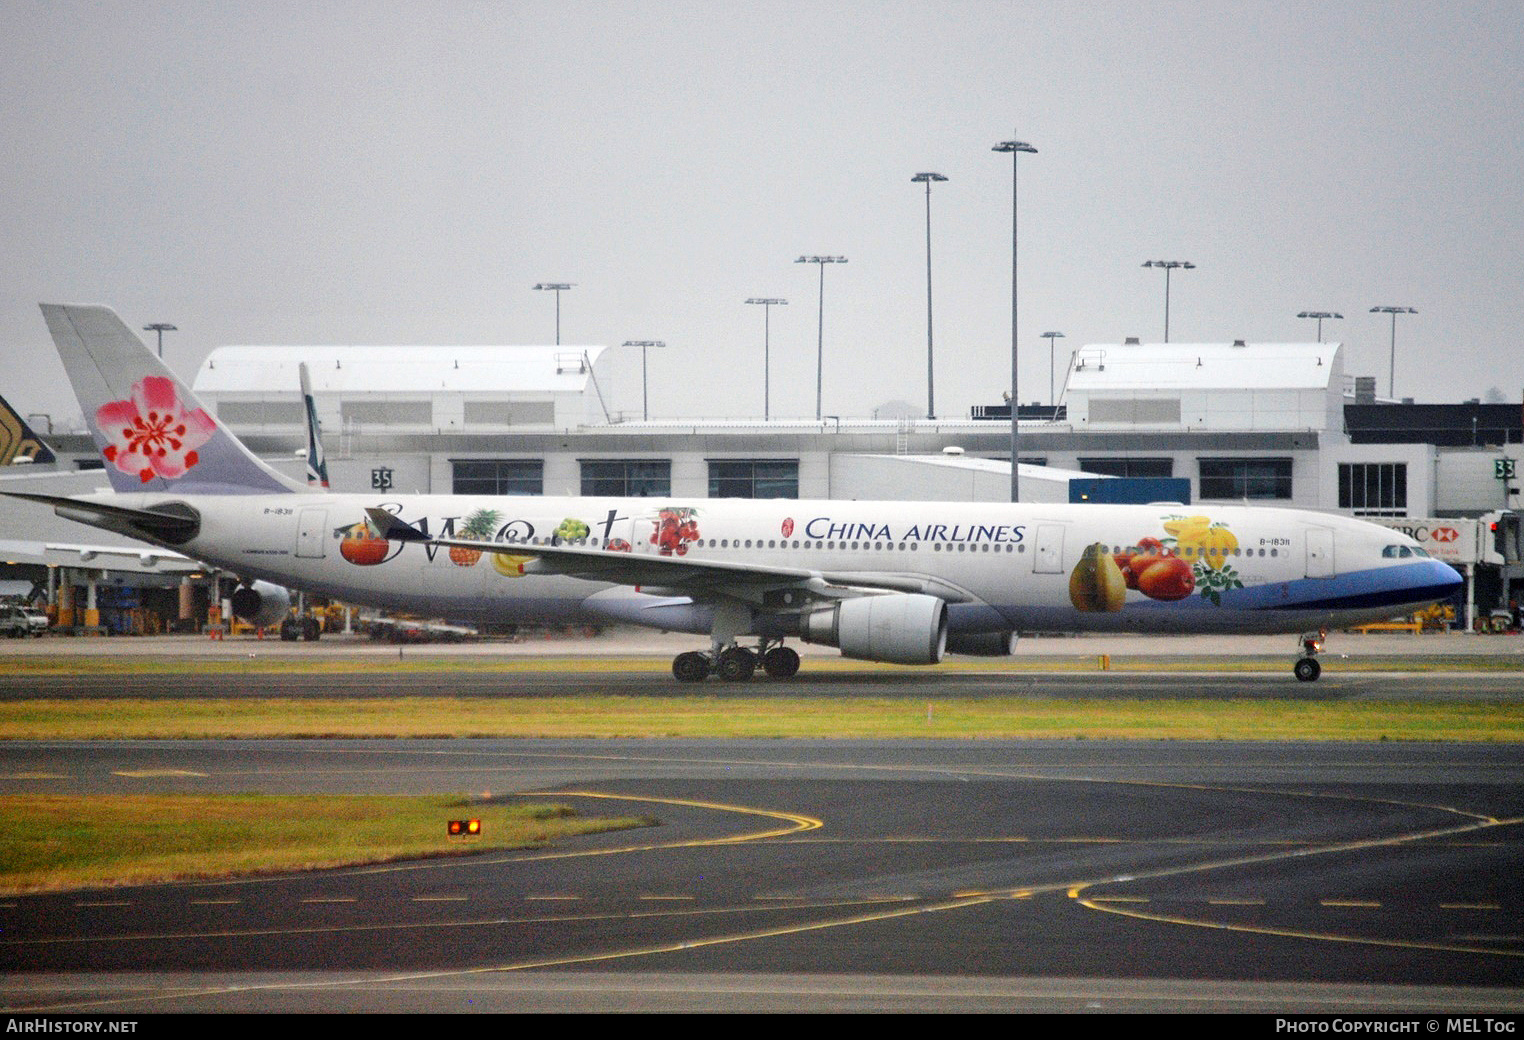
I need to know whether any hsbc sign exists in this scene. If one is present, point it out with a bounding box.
[1370,517,1479,564]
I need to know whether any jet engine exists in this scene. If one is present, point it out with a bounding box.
[229,581,292,629]
[945,631,1017,657]
[799,593,947,664]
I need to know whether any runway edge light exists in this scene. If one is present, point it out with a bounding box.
[447,819,482,837]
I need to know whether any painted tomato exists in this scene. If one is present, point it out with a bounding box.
[605,538,632,552]
[781,517,794,537]
[1135,555,1195,601]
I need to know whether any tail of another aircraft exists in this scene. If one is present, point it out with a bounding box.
[0,393,58,466]
[40,304,309,495]
[298,362,329,489]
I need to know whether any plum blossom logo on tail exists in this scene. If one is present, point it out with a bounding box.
[95,376,216,483]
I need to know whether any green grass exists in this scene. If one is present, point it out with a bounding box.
[1,695,1519,741]
[0,794,651,894]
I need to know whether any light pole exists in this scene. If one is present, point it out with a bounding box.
[1141,260,1193,343]
[1041,331,1065,407]
[1297,310,1343,343]
[795,256,847,422]
[532,283,575,345]
[142,322,177,359]
[993,135,1036,503]
[622,340,665,422]
[1370,306,1417,399]
[745,298,787,420]
[912,172,948,419]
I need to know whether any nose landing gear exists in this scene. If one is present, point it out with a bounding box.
[1294,629,1326,682]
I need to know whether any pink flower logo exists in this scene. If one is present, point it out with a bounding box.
[95,376,217,483]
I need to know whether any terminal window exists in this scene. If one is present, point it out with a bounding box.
[581,459,671,497]
[451,459,544,496]
[1077,457,1174,478]
[707,459,799,498]
[1198,458,1293,500]
[1338,462,1407,516]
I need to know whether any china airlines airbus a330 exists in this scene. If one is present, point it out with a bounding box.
[10,304,1461,682]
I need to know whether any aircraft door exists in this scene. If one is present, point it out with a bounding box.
[295,508,327,559]
[1034,524,1066,574]
[1305,526,1334,578]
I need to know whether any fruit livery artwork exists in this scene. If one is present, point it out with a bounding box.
[1069,514,1246,612]
[449,509,502,566]
[651,507,700,556]
[336,520,392,566]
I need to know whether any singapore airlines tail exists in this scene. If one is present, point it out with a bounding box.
[38,304,309,496]
[0,393,57,466]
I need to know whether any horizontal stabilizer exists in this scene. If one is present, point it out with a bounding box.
[2,491,201,545]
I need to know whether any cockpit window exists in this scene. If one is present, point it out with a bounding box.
[1382,544,1425,558]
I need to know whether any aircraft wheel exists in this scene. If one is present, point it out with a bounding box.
[716,647,757,682]
[279,619,297,641]
[762,646,801,679]
[1294,657,1321,683]
[302,617,320,641]
[672,651,710,683]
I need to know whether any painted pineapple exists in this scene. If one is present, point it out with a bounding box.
[449,508,502,566]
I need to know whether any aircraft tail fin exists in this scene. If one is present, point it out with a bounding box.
[40,304,309,495]
[0,393,58,466]
[298,362,329,489]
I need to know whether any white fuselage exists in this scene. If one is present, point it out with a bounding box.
[100,492,1462,638]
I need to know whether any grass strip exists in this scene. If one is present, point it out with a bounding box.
[0,794,650,894]
[0,696,1519,741]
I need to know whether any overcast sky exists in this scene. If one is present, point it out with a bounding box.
[3,0,1520,431]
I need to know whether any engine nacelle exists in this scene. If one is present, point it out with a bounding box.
[230,581,292,629]
[800,593,947,664]
[945,631,1018,657]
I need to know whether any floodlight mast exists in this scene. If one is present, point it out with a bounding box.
[745,298,787,420]
[1141,260,1194,343]
[1370,306,1417,398]
[912,172,948,420]
[993,136,1036,502]
[1297,310,1343,343]
[142,323,177,359]
[795,256,847,422]
[622,340,666,422]
[532,283,575,345]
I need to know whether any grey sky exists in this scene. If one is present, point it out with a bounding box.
[3,0,1520,431]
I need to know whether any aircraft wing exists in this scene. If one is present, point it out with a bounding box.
[0,538,205,574]
[365,508,974,605]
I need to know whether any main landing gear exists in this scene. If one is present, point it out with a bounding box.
[671,639,802,683]
[1294,629,1326,682]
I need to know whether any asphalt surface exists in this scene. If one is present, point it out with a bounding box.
[1,632,1521,1013]
[2,737,1522,1013]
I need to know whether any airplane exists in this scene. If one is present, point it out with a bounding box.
[5,303,1463,682]
[0,392,58,466]
[298,362,329,489]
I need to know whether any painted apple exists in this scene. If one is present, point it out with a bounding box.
[1113,537,1166,590]
[1134,554,1195,601]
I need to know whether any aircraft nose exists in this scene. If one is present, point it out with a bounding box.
[1431,559,1464,593]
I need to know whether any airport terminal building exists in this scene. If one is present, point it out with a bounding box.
[5,336,1520,632]
[191,337,1518,521]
